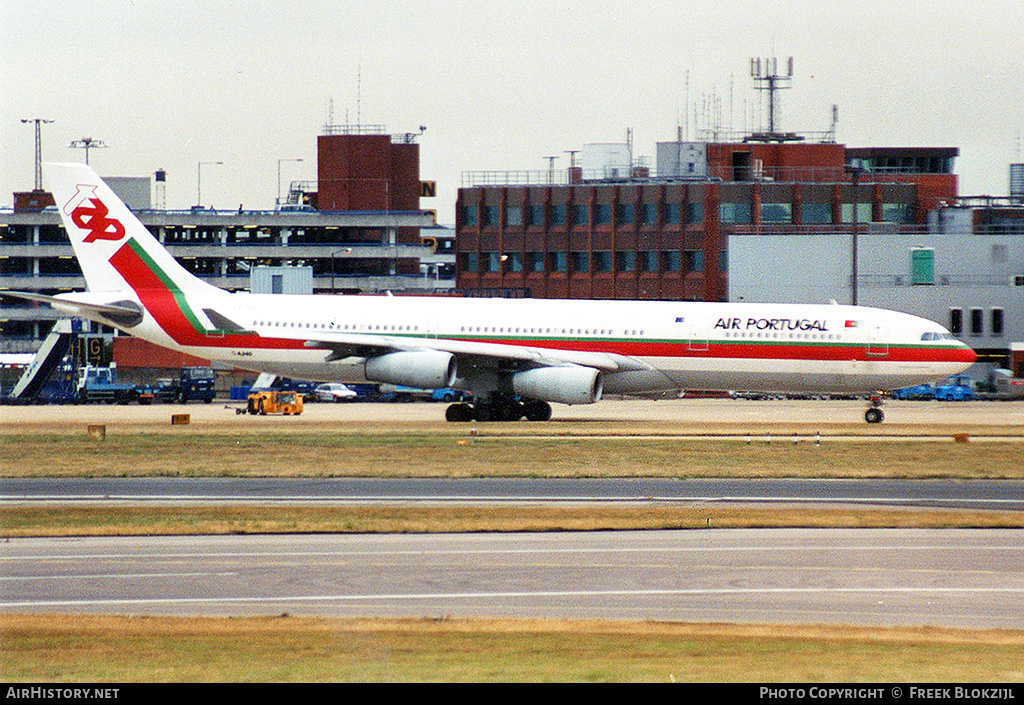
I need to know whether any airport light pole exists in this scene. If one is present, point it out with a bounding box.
[69,137,108,165]
[277,158,303,207]
[21,118,54,191]
[197,161,223,209]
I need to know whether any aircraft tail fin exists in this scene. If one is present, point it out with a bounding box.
[42,162,220,297]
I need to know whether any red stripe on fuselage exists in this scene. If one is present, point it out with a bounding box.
[450,336,976,364]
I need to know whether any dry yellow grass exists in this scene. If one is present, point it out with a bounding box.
[3,432,1023,478]
[3,503,1023,538]
[2,613,1022,682]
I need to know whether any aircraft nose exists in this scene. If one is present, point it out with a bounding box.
[961,342,978,365]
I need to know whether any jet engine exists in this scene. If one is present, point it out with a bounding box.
[511,365,602,406]
[364,350,457,389]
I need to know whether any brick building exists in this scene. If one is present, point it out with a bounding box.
[455,140,958,302]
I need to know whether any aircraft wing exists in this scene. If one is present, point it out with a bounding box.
[2,291,144,328]
[268,327,652,373]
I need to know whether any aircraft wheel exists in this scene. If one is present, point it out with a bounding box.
[865,408,884,424]
[445,403,472,422]
[499,401,525,421]
[524,400,552,422]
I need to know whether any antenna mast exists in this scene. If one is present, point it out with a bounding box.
[748,56,802,142]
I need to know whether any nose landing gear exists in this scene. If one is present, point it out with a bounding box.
[865,394,885,424]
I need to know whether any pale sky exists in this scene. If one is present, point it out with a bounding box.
[3,0,1022,223]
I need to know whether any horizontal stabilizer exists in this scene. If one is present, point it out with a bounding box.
[2,291,144,328]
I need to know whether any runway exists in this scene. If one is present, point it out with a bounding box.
[4,476,1024,511]
[2,529,1022,629]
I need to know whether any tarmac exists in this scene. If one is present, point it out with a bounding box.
[2,397,1022,436]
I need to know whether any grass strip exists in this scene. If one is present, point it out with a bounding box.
[2,613,1022,682]
[3,433,1023,479]
[3,503,1023,538]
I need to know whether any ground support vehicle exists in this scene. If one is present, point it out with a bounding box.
[175,367,216,403]
[934,375,974,401]
[891,384,936,401]
[239,390,303,415]
[76,365,139,404]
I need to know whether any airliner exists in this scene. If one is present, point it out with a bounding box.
[7,163,976,423]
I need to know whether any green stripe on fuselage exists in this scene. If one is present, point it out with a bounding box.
[126,238,216,335]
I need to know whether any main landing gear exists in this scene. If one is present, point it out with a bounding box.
[445,395,552,423]
[864,394,885,424]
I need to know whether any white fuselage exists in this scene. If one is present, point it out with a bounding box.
[129,292,976,397]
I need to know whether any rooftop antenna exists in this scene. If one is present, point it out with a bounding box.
[684,70,689,141]
[21,118,54,190]
[824,104,839,143]
[748,56,802,142]
[68,136,108,165]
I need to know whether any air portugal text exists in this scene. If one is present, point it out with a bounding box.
[715,317,832,332]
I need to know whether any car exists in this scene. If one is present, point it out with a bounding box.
[313,382,357,403]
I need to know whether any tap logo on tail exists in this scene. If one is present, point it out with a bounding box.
[63,184,126,244]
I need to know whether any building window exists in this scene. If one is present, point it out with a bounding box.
[548,251,567,272]
[881,203,913,223]
[911,249,934,285]
[639,250,658,272]
[684,250,704,273]
[483,252,501,273]
[527,205,544,226]
[571,204,588,227]
[570,251,589,273]
[970,308,983,337]
[459,252,478,272]
[549,204,566,227]
[640,203,658,225]
[593,204,611,225]
[664,203,681,225]
[527,251,544,272]
[504,205,522,227]
[687,201,704,224]
[661,251,682,272]
[615,251,635,272]
[720,202,752,224]
[949,308,963,336]
[480,206,496,227]
[460,205,478,227]
[760,202,792,224]
[616,203,635,225]
[841,202,872,223]
[593,251,612,272]
[991,308,1004,337]
[505,252,522,273]
[800,202,832,224]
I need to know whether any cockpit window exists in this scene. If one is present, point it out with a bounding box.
[921,332,957,341]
